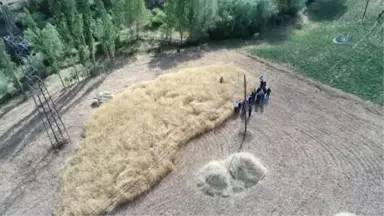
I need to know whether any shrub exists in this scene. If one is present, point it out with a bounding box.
[150,8,166,28]
[208,0,276,40]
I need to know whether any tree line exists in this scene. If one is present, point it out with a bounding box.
[0,0,306,98]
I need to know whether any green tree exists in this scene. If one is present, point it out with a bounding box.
[112,0,148,39]
[112,0,135,29]
[56,14,82,81]
[95,0,117,61]
[23,8,39,33]
[164,0,191,43]
[189,0,218,41]
[25,23,66,87]
[0,72,8,94]
[77,0,96,66]
[209,0,275,39]
[132,0,148,40]
[41,24,66,87]
[0,41,25,96]
[57,14,74,49]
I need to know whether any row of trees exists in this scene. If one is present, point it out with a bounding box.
[1,0,306,97]
[162,0,306,41]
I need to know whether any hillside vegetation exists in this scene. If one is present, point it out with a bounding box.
[252,0,384,104]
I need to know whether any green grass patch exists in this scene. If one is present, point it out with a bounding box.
[251,0,383,104]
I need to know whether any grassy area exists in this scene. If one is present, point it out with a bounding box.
[251,0,384,104]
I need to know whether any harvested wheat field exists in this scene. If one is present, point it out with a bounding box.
[0,50,383,216]
[56,63,257,215]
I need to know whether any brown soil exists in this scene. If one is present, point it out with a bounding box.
[0,48,383,216]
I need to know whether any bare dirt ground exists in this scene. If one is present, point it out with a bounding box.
[0,48,383,216]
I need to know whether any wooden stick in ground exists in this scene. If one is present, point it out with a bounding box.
[239,74,247,151]
[244,74,247,135]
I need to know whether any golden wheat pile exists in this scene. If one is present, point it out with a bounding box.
[56,63,256,216]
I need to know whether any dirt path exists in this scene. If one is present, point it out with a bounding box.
[0,48,383,216]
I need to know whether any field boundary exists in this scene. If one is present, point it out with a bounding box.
[240,51,383,116]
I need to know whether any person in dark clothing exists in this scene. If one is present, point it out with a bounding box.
[248,101,253,117]
[255,87,264,112]
[251,88,257,102]
[241,99,247,116]
[259,76,267,93]
[266,88,271,96]
[264,88,272,105]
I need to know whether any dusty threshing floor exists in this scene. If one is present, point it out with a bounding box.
[0,48,383,216]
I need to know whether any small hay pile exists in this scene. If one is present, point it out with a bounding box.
[197,152,267,197]
[91,92,114,108]
[226,152,267,190]
[196,161,232,197]
[56,63,256,216]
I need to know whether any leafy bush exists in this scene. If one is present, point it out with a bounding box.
[208,0,276,39]
[22,52,48,78]
[31,12,49,29]
[150,8,166,28]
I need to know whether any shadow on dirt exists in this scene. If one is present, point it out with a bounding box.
[0,75,108,161]
[148,48,203,70]
[0,97,27,120]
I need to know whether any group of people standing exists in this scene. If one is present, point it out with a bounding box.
[234,76,271,117]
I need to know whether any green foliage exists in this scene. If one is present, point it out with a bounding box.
[95,0,117,59]
[78,45,90,67]
[41,23,64,66]
[77,0,96,64]
[275,0,306,15]
[23,52,48,77]
[72,13,86,47]
[164,0,274,41]
[57,15,74,48]
[189,0,218,41]
[31,11,49,28]
[209,0,276,39]
[150,8,166,28]
[112,0,136,29]
[164,0,191,42]
[112,0,148,40]
[0,41,23,93]
[23,8,39,32]
[0,73,8,94]
[25,22,64,78]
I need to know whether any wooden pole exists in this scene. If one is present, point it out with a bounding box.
[238,74,247,152]
[244,74,247,135]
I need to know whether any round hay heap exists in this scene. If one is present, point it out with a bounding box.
[226,152,267,188]
[197,161,231,197]
[197,152,266,197]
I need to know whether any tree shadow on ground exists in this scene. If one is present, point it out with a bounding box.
[148,48,203,70]
[0,96,26,119]
[0,74,108,161]
[207,18,299,50]
[305,0,347,22]
[259,26,294,45]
